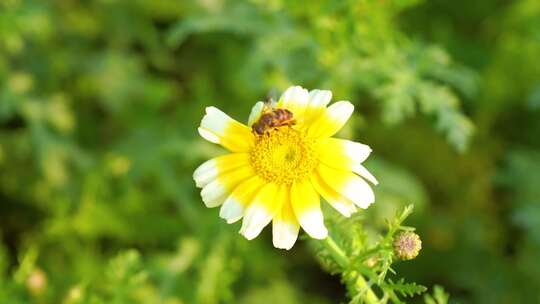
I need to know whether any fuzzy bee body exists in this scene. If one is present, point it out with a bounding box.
[252,107,296,135]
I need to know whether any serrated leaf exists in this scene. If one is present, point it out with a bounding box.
[384,278,427,298]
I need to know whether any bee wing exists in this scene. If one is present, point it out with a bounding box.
[265,97,278,109]
[248,101,266,127]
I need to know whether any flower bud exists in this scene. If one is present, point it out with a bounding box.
[26,268,47,296]
[393,231,422,260]
[65,285,83,303]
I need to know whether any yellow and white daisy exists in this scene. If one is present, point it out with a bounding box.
[194,86,378,250]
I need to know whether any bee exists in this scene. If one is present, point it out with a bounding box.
[251,98,296,135]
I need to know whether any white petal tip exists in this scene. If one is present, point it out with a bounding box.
[248,101,265,127]
[198,127,220,144]
[205,106,219,114]
[274,243,295,250]
[202,198,224,208]
[309,89,333,108]
[328,200,358,218]
[239,229,259,241]
[329,101,354,122]
[226,217,241,224]
[279,86,309,109]
[200,181,227,208]
[239,206,272,241]
[272,221,299,250]
[199,107,234,144]
[338,100,354,111]
[193,159,218,188]
[219,198,244,222]
[343,179,375,209]
[310,228,328,240]
[352,164,379,185]
[298,210,328,239]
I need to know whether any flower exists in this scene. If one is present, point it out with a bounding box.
[393,231,422,260]
[194,86,377,249]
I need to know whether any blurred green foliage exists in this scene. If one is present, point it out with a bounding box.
[1,0,539,303]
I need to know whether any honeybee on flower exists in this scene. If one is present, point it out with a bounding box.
[194,86,378,249]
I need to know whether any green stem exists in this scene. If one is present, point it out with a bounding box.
[321,236,380,304]
[355,275,379,304]
[323,235,349,268]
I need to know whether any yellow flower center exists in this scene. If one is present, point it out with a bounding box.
[250,127,318,185]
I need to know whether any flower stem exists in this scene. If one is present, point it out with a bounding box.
[323,235,349,268]
[321,236,380,304]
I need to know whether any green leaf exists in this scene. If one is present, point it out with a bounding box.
[424,285,449,304]
[384,278,427,298]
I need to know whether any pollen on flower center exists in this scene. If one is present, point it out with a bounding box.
[250,127,317,185]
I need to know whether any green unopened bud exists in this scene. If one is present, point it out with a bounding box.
[393,231,422,260]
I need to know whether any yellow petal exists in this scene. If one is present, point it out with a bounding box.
[219,176,265,223]
[277,86,309,120]
[200,165,254,208]
[198,106,254,152]
[272,187,300,250]
[307,101,354,138]
[316,138,378,185]
[352,164,378,185]
[240,183,281,240]
[193,153,250,188]
[311,170,357,217]
[317,163,375,209]
[303,89,332,126]
[290,180,328,239]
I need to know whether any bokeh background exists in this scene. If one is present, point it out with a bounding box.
[1,0,539,303]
